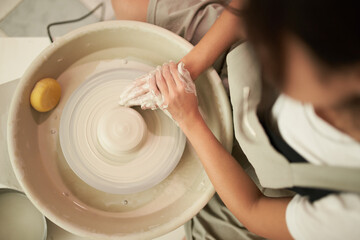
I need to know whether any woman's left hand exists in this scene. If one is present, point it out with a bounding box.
[155,61,201,126]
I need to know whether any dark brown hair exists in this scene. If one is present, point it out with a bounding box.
[226,0,360,85]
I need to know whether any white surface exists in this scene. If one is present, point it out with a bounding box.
[0,38,186,240]
[0,79,22,191]
[272,95,360,240]
[0,38,49,84]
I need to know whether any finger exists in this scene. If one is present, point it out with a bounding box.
[157,94,168,109]
[125,92,152,107]
[123,97,142,107]
[168,61,184,88]
[161,63,177,92]
[155,67,169,100]
[149,74,160,96]
[134,77,147,87]
[120,83,137,97]
[140,94,156,110]
[141,102,157,110]
[119,72,155,105]
[121,83,148,98]
[119,86,148,105]
[120,77,147,98]
[141,103,151,110]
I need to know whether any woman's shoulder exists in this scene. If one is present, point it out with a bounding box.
[272,94,360,167]
[286,192,360,240]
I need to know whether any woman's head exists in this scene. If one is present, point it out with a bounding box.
[240,0,360,109]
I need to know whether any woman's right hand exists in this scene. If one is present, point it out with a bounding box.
[155,61,201,127]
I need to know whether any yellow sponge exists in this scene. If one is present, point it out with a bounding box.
[30,78,61,112]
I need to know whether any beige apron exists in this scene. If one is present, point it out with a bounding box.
[227,42,360,193]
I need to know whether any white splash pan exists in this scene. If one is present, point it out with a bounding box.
[8,21,233,239]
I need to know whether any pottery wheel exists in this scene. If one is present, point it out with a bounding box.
[59,61,186,194]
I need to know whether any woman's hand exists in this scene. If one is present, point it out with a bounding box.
[119,61,201,126]
[155,61,201,126]
[119,69,161,110]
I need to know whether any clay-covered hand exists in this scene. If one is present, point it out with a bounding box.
[118,69,163,110]
[155,61,199,125]
[119,61,197,114]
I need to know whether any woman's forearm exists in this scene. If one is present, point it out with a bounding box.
[179,115,292,240]
[179,114,262,219]
[181,0,246,79]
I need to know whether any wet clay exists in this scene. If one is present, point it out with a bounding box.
[59,59,186,194]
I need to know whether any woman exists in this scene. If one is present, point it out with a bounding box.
[112,0,360,239]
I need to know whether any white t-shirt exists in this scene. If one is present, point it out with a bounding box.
[272,95,360,240]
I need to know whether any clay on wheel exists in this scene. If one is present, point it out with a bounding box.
[97,107,147,155]
[59,60,186,194]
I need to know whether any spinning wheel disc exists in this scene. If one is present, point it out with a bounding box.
[60,63,186,194]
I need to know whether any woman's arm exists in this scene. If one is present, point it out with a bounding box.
[156,62,294,240]
[181,0,247,79]
[181,112,292,240]
[117,0,246,105]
